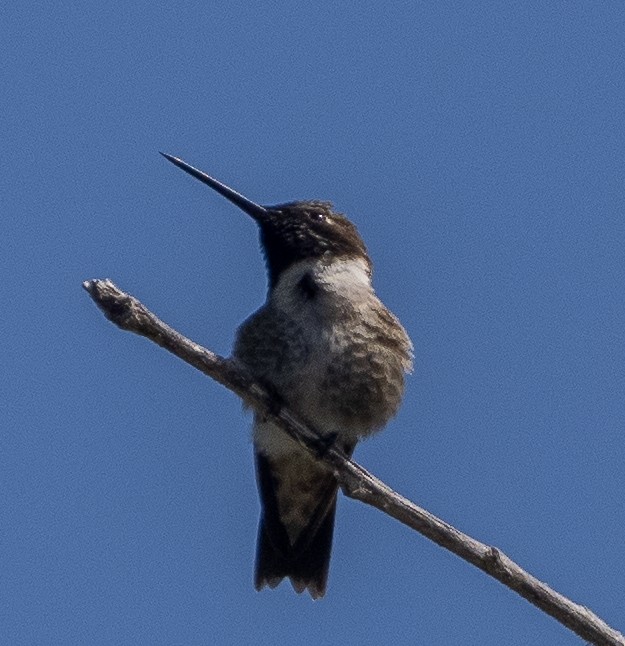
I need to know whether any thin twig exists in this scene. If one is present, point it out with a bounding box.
[83,278,624,646]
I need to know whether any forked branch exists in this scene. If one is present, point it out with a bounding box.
[83,278,624,646]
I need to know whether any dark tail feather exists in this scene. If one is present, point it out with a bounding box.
[255,497,337,600]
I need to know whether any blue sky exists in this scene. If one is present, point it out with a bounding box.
[3,2,625,644]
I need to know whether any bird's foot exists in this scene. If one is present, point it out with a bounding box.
[315,432,338,458]
[259,382,285,420]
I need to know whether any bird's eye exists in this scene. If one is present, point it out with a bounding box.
[309,212,326,222]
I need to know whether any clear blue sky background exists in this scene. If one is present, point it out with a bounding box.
[3,3,624,644]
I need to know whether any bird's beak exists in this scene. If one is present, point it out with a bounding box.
[160,152,268,222]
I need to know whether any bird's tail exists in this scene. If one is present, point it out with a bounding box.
[254,496,337,600]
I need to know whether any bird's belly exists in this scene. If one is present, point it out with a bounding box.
[253,320,405,458]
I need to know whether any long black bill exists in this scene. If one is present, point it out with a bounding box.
[160,152,267,222]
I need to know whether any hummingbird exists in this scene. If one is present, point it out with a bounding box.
[161,153,413,599]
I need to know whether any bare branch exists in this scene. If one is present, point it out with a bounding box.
[83,278,624,646]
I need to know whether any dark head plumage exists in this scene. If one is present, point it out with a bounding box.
[256,200,370,288]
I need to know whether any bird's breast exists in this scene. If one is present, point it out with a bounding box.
[234,258,412,453]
